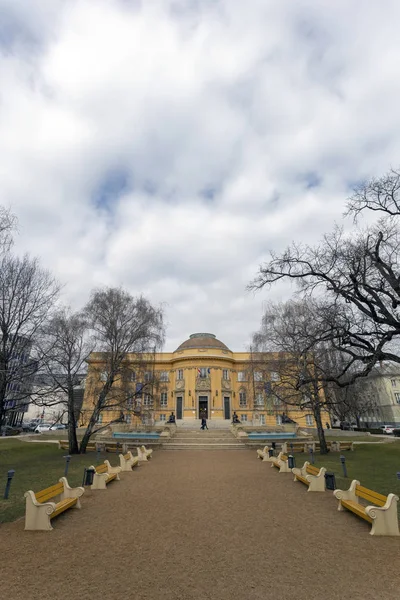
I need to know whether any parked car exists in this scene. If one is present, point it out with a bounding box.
[34,423,53,433]
[50,424,67,430]
[382,425,395,434]
[22,420,42,432]
[1,425,23,436]
[340,421,356,430]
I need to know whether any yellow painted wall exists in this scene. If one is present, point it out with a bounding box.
[81,344,330,428]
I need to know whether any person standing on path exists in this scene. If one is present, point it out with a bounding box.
[201,416,208,430]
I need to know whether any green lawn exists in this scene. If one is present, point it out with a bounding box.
[0,439,116,524]
[304,443,400,501]
[323,435,389,443]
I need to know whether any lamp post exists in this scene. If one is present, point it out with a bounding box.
[63,455,71,476]
[4,469,15,499]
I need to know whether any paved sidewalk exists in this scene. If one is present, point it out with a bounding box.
[1,450,399,600]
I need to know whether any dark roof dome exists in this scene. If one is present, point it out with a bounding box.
[175,333,230,352]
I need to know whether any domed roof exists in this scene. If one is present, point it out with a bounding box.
[175,333,230,352]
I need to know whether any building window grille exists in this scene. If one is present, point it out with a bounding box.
[143,393,152,406]
[255,393,264,406]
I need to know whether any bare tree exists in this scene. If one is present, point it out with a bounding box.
[39,308,93,453]
[251,216,400,381]
[0,253,61,429]
[347,167,400,218]
[0,206,17,254]
[79,287,165,452]
[253,299,371,453]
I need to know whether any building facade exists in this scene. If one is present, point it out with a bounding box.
[81,332,325,428]
[352,363,400,428]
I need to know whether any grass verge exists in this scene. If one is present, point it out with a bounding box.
[0,439,119,524]
[303,443,400,513]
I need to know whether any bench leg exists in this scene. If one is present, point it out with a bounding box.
[24,492,55,531]
[91,474,108,490]
[366,494,400,536]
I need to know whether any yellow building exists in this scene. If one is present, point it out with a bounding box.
[81,332,323,428]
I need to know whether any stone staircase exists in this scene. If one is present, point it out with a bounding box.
[163,422,246,450]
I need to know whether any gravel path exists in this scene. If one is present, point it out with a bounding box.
[1,450,400,600]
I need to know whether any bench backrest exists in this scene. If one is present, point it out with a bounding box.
[281,454,288,461]
[35,482,64,503]
[306,464,320,476]
[96,464,108,474]
[355,484,387,507]
[123,453,130,460]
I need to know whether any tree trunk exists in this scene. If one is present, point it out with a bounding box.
[313,399,329,454]
[67,387,79,454]
[79,402,103,453]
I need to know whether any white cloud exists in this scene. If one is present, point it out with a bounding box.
[1,0,400,350]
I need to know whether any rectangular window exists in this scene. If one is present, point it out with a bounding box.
[259,414,265,425]
[239,391,246,406]
[96,414,103,423]
[177,369,183,380]
[222,369,229,380]
[143,393,152,406]
[160,392,168,407]
[273,395,281,406]
[160,371,169,382]
[129,371,136,382]
[255,393,264,406]
[100,371,108,382]
[270,371,280,382]
[276,415,282,425]
[125,414,131,424]
[144,371,152,383]
[305,414,314,426]
[198,367,208,378]
[253,371,262,382]
[238,371,246,382]
[394,392,400,404]
[160,414,166,421]
[241,414,247,422]
[391,379,397,387]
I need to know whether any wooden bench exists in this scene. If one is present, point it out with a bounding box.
[270,452,291,473]
[281,441,306,454]
[24,477,85,531]
[256,446,269,460]
[338,441,354,451]
[304,441,354,453]
[58,440,96,452]
[292,461,327,492]
[137,445,153,462]
[89,462,121,490]
[334,480,400,536]
[119,451,139,471]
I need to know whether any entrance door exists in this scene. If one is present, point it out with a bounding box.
[176,397,183,420]
[224,396,231,420]
[198,396,208,419]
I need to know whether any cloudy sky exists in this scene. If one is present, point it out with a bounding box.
[1,0,400,351]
